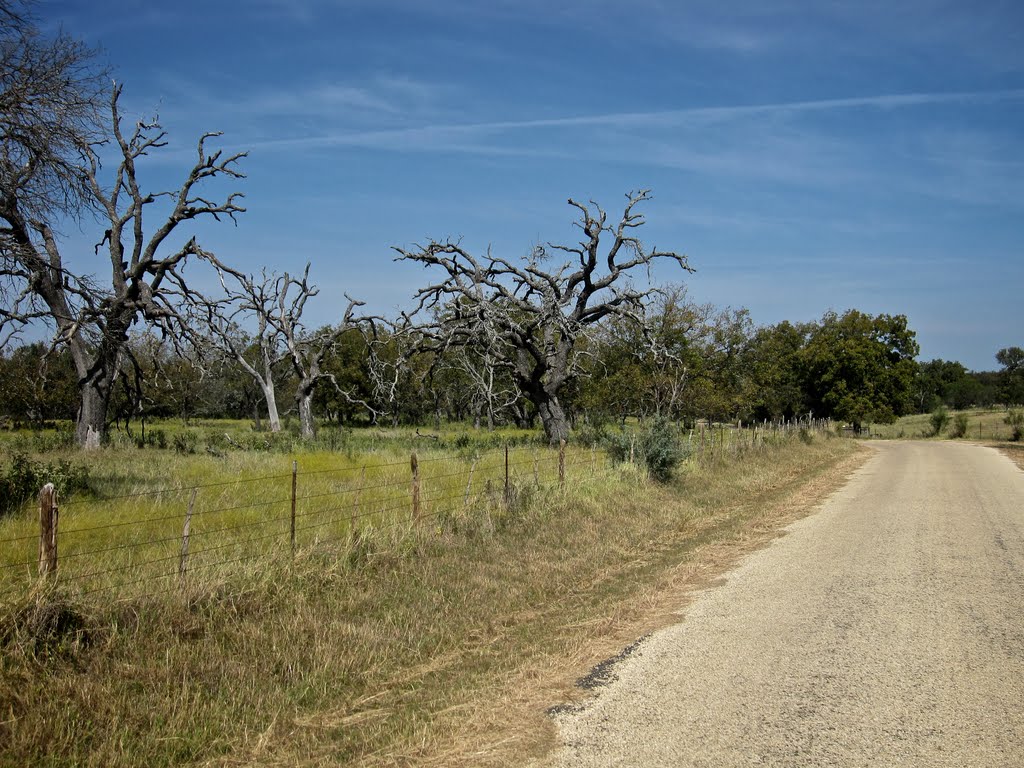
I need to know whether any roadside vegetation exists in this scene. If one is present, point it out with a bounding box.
[0,423,855,766]
[1,4,1020,765]
[870,407,1022,441]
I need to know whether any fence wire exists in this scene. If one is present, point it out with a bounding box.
[3,423,832,598]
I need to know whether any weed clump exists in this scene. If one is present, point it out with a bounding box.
[172,429,199,454]
[1006,410,1024,442]
[930,406,950,437]
[949,412,970,439]
[0,589,93,663]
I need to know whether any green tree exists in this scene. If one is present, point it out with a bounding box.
[744,321,809,422]
[915,359,978,412]
[996,346,1024,405]
[0,342,77,425]
[800,310,919,432]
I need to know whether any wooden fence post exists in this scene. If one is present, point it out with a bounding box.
[290,460,298,555]
[180,489,197,579]
[411,452,421,520]
[38,483,58,578]
[558,439,566,489]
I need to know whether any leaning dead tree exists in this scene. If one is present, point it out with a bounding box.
[1,80,245,447]
[395,190,693,443]
[198,257,363,439]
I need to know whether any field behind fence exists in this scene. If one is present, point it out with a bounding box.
[2,419,833,601]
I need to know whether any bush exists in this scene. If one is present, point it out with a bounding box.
[640,419,686,482]
[603,430,635,465]
[172,429,199,454]
[949,412,969,439]
[574,422,607,448]
[930,406,950,437]
[1006,410,1024,442]
[0,452,90,516]
[604,420,686,482]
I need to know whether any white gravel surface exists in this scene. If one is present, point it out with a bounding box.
[551,441,1024,767]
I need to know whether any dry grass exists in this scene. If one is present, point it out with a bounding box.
[997,443,1024,471]
[0,429,860,767]
[869,407,1017,440]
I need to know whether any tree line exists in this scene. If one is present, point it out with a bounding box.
[2,291,1019,439]
[2,3,1019,445]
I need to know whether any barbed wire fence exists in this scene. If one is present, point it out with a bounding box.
[2,417,834,602]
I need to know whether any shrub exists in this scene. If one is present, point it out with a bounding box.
[0,452,90,516]
[1006,410,1024,442]
[929,406,949,437]
[639,418,686,482]
[172,430,199,454]
[949,412,969,439]
[603,430,635,465]
[574,422,607,448]
[604,420,686,482]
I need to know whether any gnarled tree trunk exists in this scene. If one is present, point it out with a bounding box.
[296,381,316,439]
[536,393,570,444]
[76,377,111,449]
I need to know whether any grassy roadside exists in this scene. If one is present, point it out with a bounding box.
[868,407,1016,440]
[0,434,864,767]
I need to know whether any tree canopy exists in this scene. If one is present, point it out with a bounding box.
[800,310,919,430]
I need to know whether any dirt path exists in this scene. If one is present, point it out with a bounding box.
[549,441,1024,766]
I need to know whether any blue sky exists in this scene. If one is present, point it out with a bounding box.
[43,0,1024,371]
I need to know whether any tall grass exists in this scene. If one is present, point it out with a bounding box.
[0,441,576,600]
[1,425,857,767]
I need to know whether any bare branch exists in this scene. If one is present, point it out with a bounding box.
[393,191,692,441]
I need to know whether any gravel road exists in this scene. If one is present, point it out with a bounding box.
[551,441,1024,766]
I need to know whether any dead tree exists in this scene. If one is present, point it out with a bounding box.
[394,190,693,443]
[359,324,417,427]
[1,79,245,447]
[198,257,362,439]
[194,267,289,432]
[434,304,521,429]
[273,267,362,439]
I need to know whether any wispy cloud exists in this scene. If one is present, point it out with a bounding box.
[243,88,1024,150]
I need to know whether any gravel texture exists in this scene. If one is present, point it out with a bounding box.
[551,441,1024,766]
